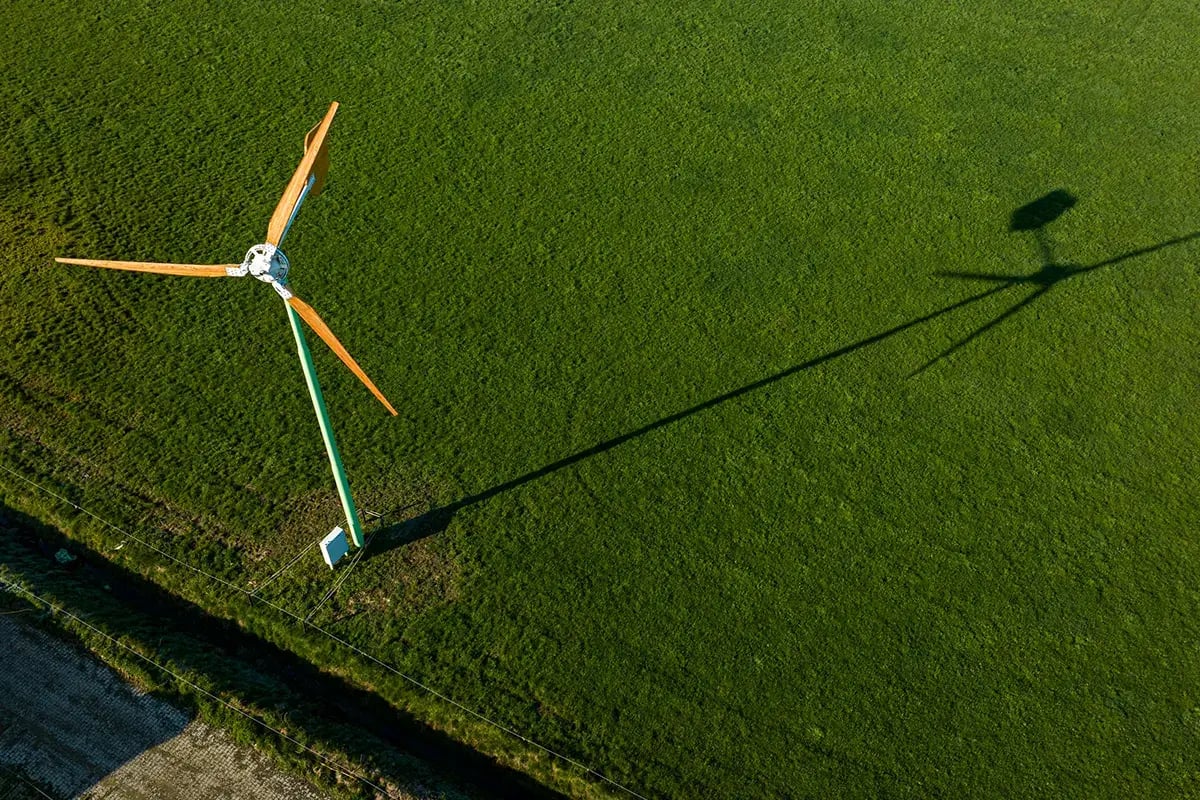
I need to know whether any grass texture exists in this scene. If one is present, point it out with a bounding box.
[2,1,1200,796]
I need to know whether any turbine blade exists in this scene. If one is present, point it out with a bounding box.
[304,120,332,199]
[267,102,339,245]
[55,257,234,277]
[286,294,398,416]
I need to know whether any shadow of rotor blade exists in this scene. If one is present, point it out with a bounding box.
[369,280,1015,555]
[909,285,1051,377]
[450,283,1012,510]
[1079,230,1200,273]
[935,270,1025,283]
[376,228,1200,554]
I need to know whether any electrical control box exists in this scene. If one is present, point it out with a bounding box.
[320,526,349,569]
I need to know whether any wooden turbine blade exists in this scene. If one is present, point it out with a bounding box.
[266,102,339,245]
[54,257,234,277]
[286,294,398,416]
[304,121,332,199]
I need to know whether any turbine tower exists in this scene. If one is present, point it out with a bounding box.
[55,102,392,551]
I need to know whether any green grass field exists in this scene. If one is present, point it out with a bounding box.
[3,1,1200,796]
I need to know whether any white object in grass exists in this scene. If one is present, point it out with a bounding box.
[320,527,349,569]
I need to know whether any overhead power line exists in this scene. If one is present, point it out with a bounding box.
[0,577,396,799]
[0,461,650,800]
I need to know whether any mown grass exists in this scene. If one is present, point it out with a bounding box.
[3,1,1200,797]
[0,501,525,800]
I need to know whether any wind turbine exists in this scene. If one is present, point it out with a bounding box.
[54,101,393,552]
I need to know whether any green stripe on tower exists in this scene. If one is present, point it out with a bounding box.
[285,300,365,548]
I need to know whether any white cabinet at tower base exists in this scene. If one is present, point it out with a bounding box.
[320,527,350,568]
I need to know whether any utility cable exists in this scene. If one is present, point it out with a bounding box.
[0,462,651,800]
[302,525,377,624]
[0,577,397,799]
[0,464,248,597]
[248,536,320,598]
[0,764,57,800]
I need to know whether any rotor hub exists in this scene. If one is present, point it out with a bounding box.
[229,244,293,299]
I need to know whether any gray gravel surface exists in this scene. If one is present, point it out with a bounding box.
[0,614,327,799]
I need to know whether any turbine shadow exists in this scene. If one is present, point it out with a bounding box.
[368,283,1010,554]
[368,195,1199,555]
[912,211,1200,375]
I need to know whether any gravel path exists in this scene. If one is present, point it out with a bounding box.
[0,614,327,800]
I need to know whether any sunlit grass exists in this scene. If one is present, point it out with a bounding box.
[2,1,1200,796]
